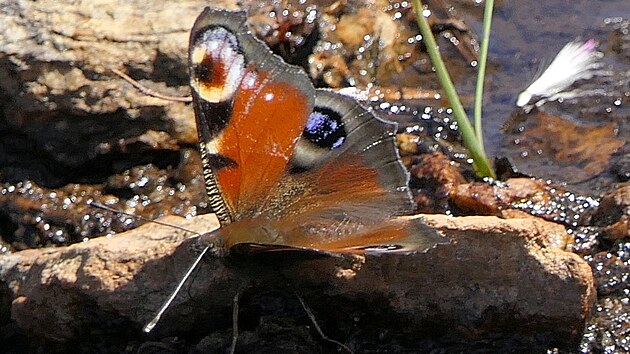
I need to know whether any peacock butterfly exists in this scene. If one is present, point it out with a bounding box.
[188,7,446,256]
[144,6,447,333]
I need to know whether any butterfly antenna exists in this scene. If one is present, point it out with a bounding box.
[87,200,201,236]
[87,200,212,332]
[143,245,210,333]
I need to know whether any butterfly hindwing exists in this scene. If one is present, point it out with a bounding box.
[292,90,415,214]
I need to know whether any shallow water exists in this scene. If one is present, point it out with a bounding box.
[460,0,628,145]
[453,0,630,193]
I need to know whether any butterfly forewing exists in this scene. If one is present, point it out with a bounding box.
[189,8,315,223]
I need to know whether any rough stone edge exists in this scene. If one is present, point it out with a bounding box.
[0,214,595,345]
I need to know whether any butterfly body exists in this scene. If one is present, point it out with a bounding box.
[189,8,445,256]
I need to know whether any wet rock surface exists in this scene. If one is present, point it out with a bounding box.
[408,151,467,213]
[450,178,599,228]
[0,149,208,250]
[0,214,594,352]
[503,111,625,185]
[579,185,630,353]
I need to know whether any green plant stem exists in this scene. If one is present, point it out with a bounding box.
[411,0,496,179]
[473,0,494,148]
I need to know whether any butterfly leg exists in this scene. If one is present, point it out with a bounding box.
[229,290,241,354]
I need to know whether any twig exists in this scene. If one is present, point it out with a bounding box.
[87,200,200,236]
[111,68,192,102]
[294,291,354,354]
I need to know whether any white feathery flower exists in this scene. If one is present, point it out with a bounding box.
[516,39,605,111]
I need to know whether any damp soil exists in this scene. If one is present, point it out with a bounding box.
[0,0,629,353]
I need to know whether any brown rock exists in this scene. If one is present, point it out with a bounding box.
[592,184,630,240]
[0,0,217,142]
[450,178,548,216]
[0,0,242,187]
[0,213,595,349]
[450,178,598,229]
[310,1,418,88]
[0,214,220,341]
[409,151,466,213]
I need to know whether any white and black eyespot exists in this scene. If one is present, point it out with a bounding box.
[289,106,349,172]
[190,26,246,103]
[304,107,347,150]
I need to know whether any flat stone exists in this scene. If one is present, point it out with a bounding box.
[0,213,595,349]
